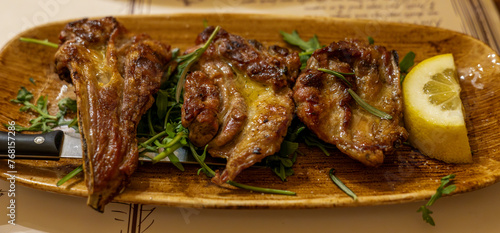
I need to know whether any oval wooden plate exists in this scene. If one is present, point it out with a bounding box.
[1,14,499,209]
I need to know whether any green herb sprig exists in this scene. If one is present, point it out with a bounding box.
[175,26,220,102]
[329,168,357,200]
[317,68,353,87]
[19,37,58,48]
[304,134,335,156]
[280,30,322,70]
[318,68,392,120]
[140,122,188,172]
[265,140,299,181]
[8,87,77,133]
[347,89,392,119]
[264,118,306,181]
[417,174,457,226]
[57,165,83,187]
[367,36,375,45]
[399,51,416,84]
[189,143,296,195]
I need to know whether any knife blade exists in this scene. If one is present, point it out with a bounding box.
[0,130,226,165]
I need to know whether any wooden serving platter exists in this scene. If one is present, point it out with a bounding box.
[0,14,499,209]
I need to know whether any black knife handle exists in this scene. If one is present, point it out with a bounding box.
[0,130,63,160]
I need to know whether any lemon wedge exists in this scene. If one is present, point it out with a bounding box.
[403,53,472,163]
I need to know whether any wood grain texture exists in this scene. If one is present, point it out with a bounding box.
[0,14,499,209]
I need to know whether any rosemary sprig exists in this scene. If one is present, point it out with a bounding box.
[347,89,393,120]
[318,68,393,120]
[317,68,353,87]
[329,168,357,200]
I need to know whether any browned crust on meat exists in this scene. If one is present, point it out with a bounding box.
[294,40,407,167]
[182,27,300,184]
[54,17,171,211]
[181,71,220,147]
[196,27,300,90]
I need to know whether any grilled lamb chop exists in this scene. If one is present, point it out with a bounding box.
[293,40,407,167]
[182,27,301,184]
[54,17,171,211]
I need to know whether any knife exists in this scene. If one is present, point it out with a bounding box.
[0,130,226,165]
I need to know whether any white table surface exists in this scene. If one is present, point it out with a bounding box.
[1,1,499,232]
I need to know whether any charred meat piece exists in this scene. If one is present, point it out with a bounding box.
[182,27,301,184]
[54,17,171,211]
[293,40,407,167]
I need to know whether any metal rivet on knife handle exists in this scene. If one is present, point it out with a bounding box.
[34,136,45,144]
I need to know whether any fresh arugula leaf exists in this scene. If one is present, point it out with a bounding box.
[57,97,77,112]
[280,30,322,70]
[19,37,59,48]
[278,140,297,157]
[29,77,36,85]
[264,117,306,181]
[9,87,77,133]
[136,64,188,170]
[280,30,320,52]
[155,89,172,119]
[417,174,456,226]
[189,142,296,195]
[400,51,416,84]
[368,36,375,45]
[265,140,298,181]
[286,124,306,142]
[175,26,221,102]
[56,165,83,187]
[304,134,335,156]
[417,206,434,226]
[10,87,33,103]
[400,51,416,73]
